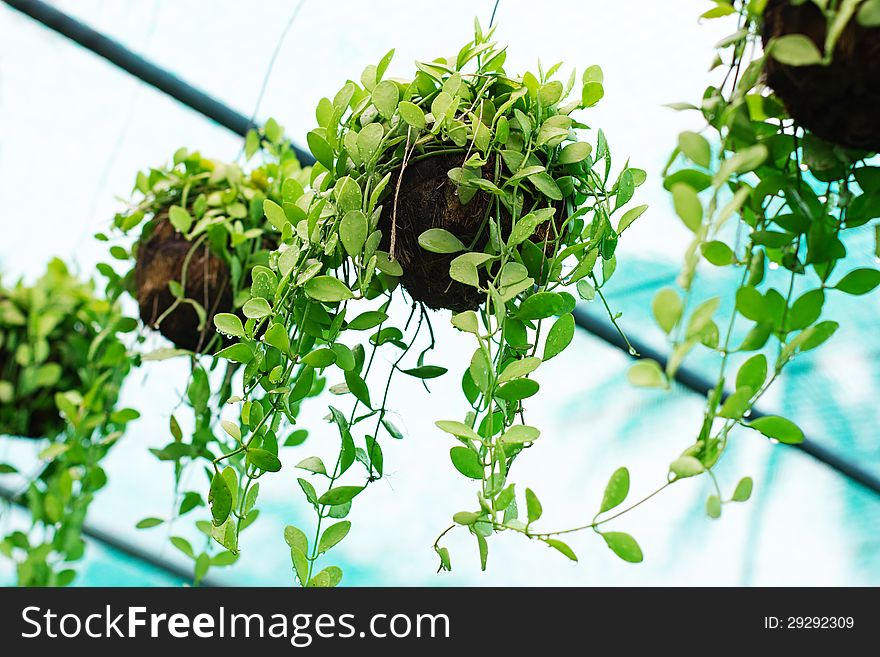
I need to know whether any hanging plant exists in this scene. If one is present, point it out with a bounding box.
[99,124,320,585]
[102,121,308,353]
[0,259,138,585]
[624,1,880,528]
[760,0,880,151]
[201,21,648,586]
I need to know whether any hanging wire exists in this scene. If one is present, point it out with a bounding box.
[489,0,501,28]
[238,0,307,159]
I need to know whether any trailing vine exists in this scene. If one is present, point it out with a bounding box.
[102,123,313,584]
[624,0,880,528]
[199,21,649,584]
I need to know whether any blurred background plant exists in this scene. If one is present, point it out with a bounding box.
[0,259,139,585]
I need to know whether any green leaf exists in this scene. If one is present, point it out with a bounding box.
[769,34,823,66]
[500,425,540,445]
[525,488,542,523]
[602,532,643,563]
[296,456,326,476]
[451,310,480,334]
[517,292,564,320]
[528,172,563,200]
[168,205,192,233]
[581,81,604,107]
[599,467,630,514]
[787,289,824,330]
[546,539,577,562]
[669,456,704,479]
[498,356,541,382]
[706,495,722,519]
[859,0,880,26]
[618,204,648,233]
[615,169,635,210]
[746,415,804,444]
[307,130,334,168]
[507,209,554,246]
[298,478,319,506]
[215,343,254,364]
[247,449,282,472]
[652,288,682,334]
[678,131,711,168]
[209,471,232,525]
[436,420,480,442]
[453,511,479,525]
[671,183,703,231]
[627,359,666,388]
[719,387,754,420]
[576,278,595,301]
[318,486,363,506]
[450,446,483,479]
[344,370,372,408]
[700,240,735,266]
[834,269,880,295]
[558,142,592,164]
[213,313,245,338]
[732,476,753,502]
[398,101,426,130]
[347,310,387,331]
[221,420,241,441]
[736,354,767,393]
[263,323,290,354]
[543,313,575,360]
[495,378,540,401]
[170,536,194,559]
[686,297,720,338]
[402,365,447,379]
[418,228,465,254]
[449,252,492,288]
[798,320,839,352]
[263,199,289,231]
[357,123,384,161]
[284,525,309,554]
[372,79,399,118]
[290,545,309,586]
[340,210,368,256]
[242,297,271,319]
[136,517,164,529]
[304,276,354,302]
[318,521,351,554]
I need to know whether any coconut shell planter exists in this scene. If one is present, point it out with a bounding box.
[134,215,234,353]
[762,0,880,152]
[112,145,308,353]
[378,154,563,312]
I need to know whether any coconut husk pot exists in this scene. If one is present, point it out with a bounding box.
[378,154,562,312]
[135,215,232,353]
[762,0,880,152]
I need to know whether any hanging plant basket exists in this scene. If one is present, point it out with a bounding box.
[761,0,880,152]
[0,260,131,440]
[108,137,308,353]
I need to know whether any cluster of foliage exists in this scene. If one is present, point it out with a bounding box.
[97,124,315,585]
[198,21,649,585]
[0,259,138,585]
[102,120,307,349]
[625,0,880,522]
